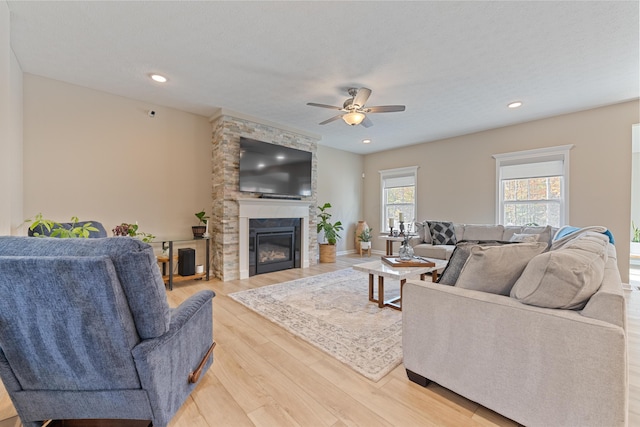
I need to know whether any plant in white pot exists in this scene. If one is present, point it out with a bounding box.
[317,202,343,263]
[631,221,640,257]
[357,227,373,252]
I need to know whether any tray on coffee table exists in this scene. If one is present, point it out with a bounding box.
[381,256,435,268]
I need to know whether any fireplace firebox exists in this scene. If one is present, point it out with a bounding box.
[249,218,301,276]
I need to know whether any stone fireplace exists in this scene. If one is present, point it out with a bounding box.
[209,110,319,281]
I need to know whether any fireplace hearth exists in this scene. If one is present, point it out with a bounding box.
[249,218,301,276]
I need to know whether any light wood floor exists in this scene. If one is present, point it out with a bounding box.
[1,254,639,427]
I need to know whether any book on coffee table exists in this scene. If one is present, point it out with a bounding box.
[381,256,435,268]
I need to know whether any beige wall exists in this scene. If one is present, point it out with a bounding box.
[364,101,639,282]
[23,74,212,239]
[316,144,364,254]
[0,2,23,235]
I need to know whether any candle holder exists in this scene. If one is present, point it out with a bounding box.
[399,221,405,236]
[388,226,394,237]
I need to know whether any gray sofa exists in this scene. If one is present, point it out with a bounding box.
[403,229,627,426]
[0,236,215,427]
[412,221,555,260]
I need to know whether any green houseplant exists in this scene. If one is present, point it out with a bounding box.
[112,222,155,243]
[193,210,209,238]
[317,202,343,263]
[357,227,373,252]
[631,221,640,258]
[25,213,99,238]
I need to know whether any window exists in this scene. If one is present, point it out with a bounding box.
[379,166,418,232]
[493,145,573,227]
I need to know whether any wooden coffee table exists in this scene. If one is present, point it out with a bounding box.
[353,257,447,310]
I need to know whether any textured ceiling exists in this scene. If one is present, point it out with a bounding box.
[7,1,639,154]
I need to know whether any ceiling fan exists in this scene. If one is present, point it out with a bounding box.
[307,87,406,128]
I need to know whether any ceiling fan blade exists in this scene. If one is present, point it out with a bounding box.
[361,116,374,128]
[319,115,344,125]
[307,102,343,110]
[365,105,406,113]
[352,87,372,108]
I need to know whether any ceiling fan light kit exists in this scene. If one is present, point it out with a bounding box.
[307,87,406,128]
[343,111,366,126]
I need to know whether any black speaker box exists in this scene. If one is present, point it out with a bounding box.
[178,248,196,276]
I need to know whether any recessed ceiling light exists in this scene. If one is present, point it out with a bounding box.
[150,74,167,83]
[508,101,523,109]
[362,139,371,144]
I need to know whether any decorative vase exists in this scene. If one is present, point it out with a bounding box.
[355,220,369,253]
[398,241,414,261]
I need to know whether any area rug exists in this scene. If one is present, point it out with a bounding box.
[229,268,402,382]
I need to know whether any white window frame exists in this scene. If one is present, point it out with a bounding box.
[493,145,574,227]
[379,166,418,232]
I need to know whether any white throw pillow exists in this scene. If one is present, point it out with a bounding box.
[455,242,548,296]
[511,232,608,310]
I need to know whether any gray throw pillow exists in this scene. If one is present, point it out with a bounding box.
[455,242,548,295]
[511,232,608,309]
[429,221,457,245]
[437,240,509,286]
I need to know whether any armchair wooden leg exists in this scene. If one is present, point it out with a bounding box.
[188,342,216,384]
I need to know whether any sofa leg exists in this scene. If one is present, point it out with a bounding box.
[406,369,431,387]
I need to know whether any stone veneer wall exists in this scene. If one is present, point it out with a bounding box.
[210,113,319,281]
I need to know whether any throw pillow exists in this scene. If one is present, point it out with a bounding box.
[437,240,509,286]
[509,233,539,243]
[455,242,548,295]
[429,221,457,245]
[511,232,609,310]
[415,221,431,244]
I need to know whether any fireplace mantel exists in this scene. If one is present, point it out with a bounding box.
[238,198,312,279]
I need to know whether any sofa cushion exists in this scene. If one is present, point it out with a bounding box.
[455,242,548,295]
[523,225,553,247]
[509,233,539,243]
[437,240,510,286]
[412,243,455,260]
[462,224,505,241]
[511,232,608,310]
[428,221,457,245]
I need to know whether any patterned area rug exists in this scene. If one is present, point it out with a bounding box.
[229,268,402,382]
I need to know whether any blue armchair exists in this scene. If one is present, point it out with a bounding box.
[0,236,215,427]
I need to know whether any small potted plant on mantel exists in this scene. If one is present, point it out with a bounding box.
[317,202,343,263]
[193,210,209,238]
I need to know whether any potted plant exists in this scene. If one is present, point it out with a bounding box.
[631,221,640,257]
[357,227,373,251]
[317,202,343,263]
[112,222,155,243]
[25,213,99,238]
[193,210,209,238]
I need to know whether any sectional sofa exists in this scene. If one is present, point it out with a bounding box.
[403,228,627,426]
[411,221,555,260]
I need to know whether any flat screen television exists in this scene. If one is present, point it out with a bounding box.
[239,137,312,197]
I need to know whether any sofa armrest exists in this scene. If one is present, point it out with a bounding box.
[132,290,215,427]
[402,281,627,427]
